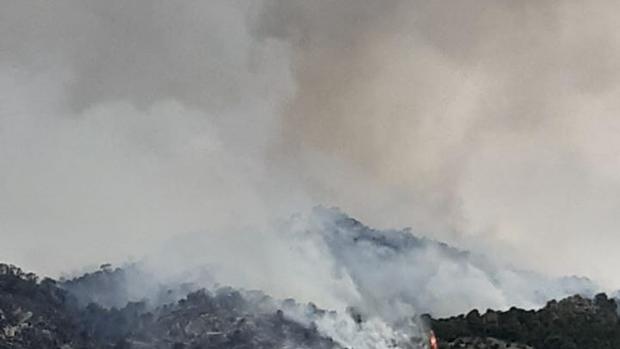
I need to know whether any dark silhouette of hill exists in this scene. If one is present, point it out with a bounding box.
[429,293,620,349]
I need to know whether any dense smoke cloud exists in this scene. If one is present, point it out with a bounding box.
[2,0,620,315]
[255,0,620,286]
[1,0,299,273]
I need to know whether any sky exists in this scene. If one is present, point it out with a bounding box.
[2,0,620,291]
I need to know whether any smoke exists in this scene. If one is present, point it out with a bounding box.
[62,207,598,318]
[271,207,597,317]
[0,0,302,274]
[254,0,620,287]
[3,0,620,327]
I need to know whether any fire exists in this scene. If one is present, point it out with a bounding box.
[429,330,438,349]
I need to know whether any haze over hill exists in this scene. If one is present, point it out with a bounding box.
[61,208,601,319]
[0,209,617,349]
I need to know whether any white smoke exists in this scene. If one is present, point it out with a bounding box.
[0,0,302,274]
[61,206,601,349]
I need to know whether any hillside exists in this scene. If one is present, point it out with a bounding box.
[0,209,613,349]
[0,263,341,349]
[429,293,620,349]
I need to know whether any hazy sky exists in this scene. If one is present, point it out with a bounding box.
[2,1,620,289]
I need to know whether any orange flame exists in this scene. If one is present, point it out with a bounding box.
[429,330,438,349]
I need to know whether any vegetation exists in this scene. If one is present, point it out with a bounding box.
[430,293,620,349]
